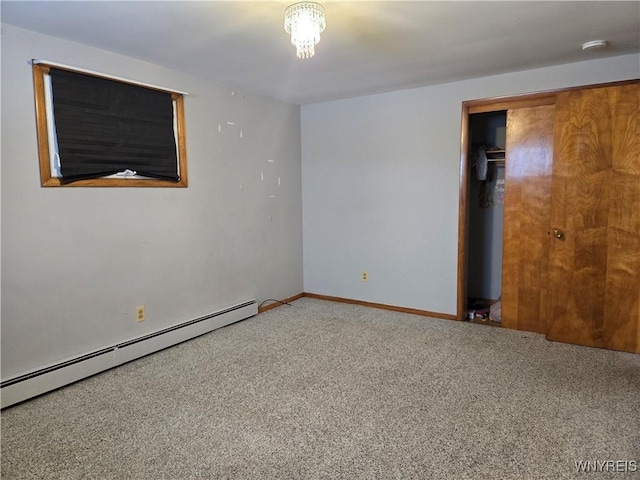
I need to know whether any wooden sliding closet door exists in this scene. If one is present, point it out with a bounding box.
[546,83,640,353]
[501,105,555,332]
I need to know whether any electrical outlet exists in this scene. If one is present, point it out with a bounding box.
[136,306,145,322]
[362,271,368,282]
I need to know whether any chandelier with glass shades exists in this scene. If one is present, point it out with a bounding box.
[284,2,326,59]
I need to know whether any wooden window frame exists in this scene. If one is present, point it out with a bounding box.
[33,63,188,187]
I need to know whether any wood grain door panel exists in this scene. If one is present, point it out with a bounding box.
[546,83,640,353]
[501,105,555,333]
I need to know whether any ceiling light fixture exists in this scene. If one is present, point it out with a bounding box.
[284,2,326,59]
[582,40,608,51]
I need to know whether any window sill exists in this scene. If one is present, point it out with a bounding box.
[41,177,188,188]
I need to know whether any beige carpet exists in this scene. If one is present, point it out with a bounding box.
[2,298,639,479]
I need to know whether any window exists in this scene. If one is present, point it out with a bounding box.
[33,62,188,187]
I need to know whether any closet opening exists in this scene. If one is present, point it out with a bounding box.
[465,111,506,326]
[457,91,557,330]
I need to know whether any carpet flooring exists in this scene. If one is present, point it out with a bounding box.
[2,297,639,479]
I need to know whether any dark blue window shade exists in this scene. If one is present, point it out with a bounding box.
[50,68,179,184]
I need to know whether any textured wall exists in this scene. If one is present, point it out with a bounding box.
[301,54,640,315]
[1,24,303,379]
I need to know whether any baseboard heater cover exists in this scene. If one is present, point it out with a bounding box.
[1,299,257,409]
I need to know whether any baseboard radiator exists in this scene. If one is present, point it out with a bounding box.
[1,299,257,409]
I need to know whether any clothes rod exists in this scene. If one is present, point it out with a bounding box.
[32,59,189,96]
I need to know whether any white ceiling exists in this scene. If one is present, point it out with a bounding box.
[2,1,639,104]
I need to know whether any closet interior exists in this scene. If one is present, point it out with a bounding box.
[465,111,506,325]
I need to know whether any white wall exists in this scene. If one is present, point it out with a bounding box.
[301,54,640,315]
[1,24,303,380]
